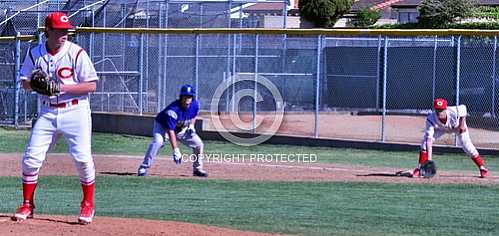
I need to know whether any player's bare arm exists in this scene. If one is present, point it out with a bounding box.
[60,81,96,94]
[167,129,178,150]
[458,116,467,134]
[190,118,196,129]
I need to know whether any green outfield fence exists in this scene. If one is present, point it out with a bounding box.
[2,28,499,149]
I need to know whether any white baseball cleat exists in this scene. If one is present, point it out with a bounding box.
[13,203,34,221]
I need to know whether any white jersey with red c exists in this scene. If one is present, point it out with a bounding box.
[422,105,478,157]
[19,41,98,185]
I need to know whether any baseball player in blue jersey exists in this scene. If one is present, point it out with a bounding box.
[137,84,208,177]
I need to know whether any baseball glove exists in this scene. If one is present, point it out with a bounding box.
[30,69,60,96]
[420,160,437,178]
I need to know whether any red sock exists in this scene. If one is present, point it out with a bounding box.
[81,182,94,206]
[471,155,485,168]
[418,151,428,167]
[22,183,37,204]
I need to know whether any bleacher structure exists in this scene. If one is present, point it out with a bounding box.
[0,0,290,126]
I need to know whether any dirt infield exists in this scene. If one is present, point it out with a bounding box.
[0,214,278,236]
[0,153,497,235]
[202,113,499,149]
[0,153,496,184]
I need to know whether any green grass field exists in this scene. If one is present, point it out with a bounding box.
[1,176,498,236]
[1,127,499,235]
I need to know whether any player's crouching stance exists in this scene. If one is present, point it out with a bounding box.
[411,98,489,178]
[13,12,98,224]
[137,84,208,177]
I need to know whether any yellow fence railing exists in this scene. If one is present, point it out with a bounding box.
[3,27,499,41]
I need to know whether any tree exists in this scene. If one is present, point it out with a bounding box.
[418,0,475,27]
[299,0,354,28]
[353,8,382,27]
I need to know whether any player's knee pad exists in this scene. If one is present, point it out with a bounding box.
[75,160,95,184]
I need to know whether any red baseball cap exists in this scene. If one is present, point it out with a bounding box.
[45,12,73,29]
[433,98,448,110]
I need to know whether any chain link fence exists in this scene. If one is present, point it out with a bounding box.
[4,30,499,149]
[0,2,498,149]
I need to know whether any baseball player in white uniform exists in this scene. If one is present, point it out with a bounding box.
[412,98,489,178]
[13,12,98,224]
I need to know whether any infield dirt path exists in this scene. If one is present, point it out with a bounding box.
[0,153,496,185]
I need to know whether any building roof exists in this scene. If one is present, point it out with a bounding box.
[351,0,401,19]
[243,3,286,11]
[351,0,390,11]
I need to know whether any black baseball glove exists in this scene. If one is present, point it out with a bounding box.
[30,69,60,96]
[420,160,437,178]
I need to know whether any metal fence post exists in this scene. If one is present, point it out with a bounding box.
[145,3,150,113]
[455,36,462,146]
[253,34,259,133]
[228,0,233,28]
[195,33,200,101]
[101,7,107,112]
[381,36,389,142]
[232,34,237,112]
[432,35,437,101]
[37,0,41,28]
[456,36,461,106]
[139,33,144,115]
[282,2,287,28]
[314,35,322,138]
[239,2,243,28]
[14,32,21,128]
[157,3,164,112]
[163,0,170,108]
[492,36,497,117]
[376,35,381,111]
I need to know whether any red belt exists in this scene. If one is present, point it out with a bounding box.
[49,99,79,108]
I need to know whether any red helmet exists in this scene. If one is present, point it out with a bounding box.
[433,98,448,110]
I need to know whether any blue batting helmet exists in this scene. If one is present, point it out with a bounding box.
[180,84,195,97]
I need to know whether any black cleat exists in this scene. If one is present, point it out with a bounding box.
[193,169,208,177]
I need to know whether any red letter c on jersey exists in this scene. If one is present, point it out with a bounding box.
[58,67,74,79]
